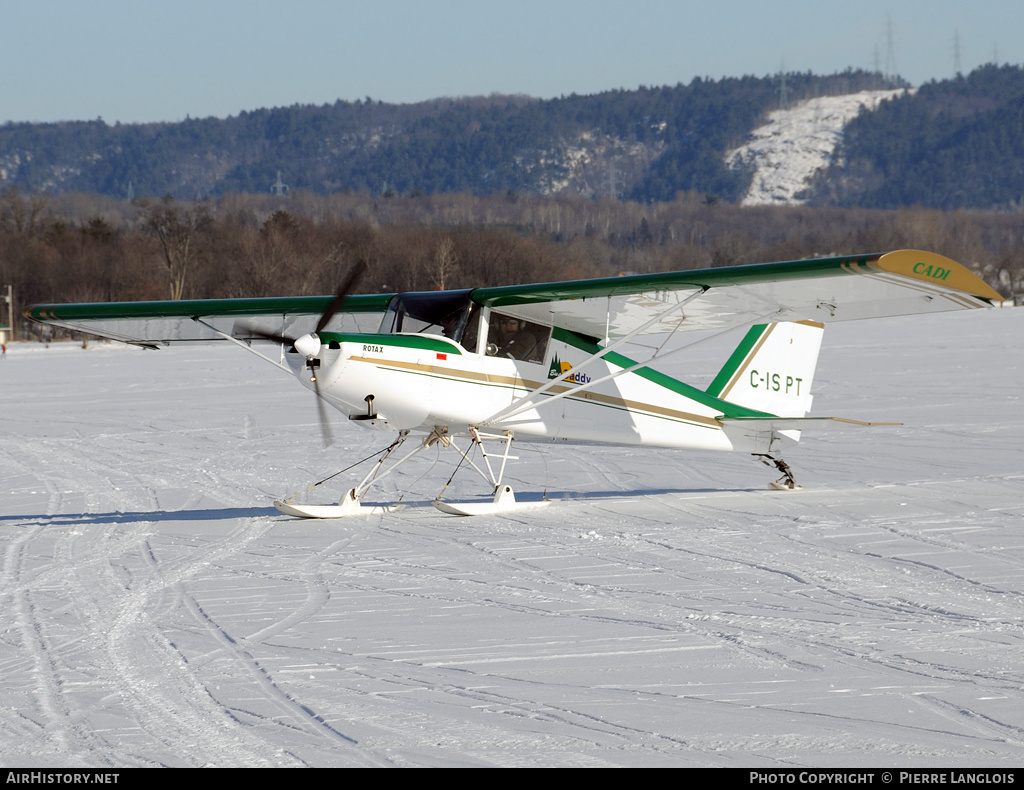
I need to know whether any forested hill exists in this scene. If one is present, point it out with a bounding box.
[0,71,883,203]
[4,66,1024,210]
[821,65,1024,209]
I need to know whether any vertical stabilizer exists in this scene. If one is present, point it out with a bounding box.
[707,321,824,418]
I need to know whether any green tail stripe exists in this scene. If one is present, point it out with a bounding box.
[552,327,770,418]
[706,324,769,398]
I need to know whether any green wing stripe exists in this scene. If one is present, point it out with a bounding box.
[472,250,1002,308]
[26,293,395,322]
[473,254,878,307]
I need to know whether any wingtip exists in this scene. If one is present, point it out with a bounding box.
[875,250,1006,302]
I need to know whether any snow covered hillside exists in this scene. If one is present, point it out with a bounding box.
[1,306,1022,767]
[726,89,910,206]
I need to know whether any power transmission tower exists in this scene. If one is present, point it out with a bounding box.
[271,171,289,197]
[953,29,963,75]
[884,16,898,86]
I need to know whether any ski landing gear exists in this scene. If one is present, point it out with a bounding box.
[274,427,550,518]
[755,453,802,491]
[275,429,438,518]
[433,428,551,516]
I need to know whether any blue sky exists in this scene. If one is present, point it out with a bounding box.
[3,0,1023,124]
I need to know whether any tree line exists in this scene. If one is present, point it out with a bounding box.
[2,188,1018,340]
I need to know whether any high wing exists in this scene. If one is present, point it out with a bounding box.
[472,250,1003,340]
[26,250,1001,348]
[25,293,395,348]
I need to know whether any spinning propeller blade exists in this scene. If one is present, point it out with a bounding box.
[312,375,333,447]
[237,258,368,447]
[317,258,368,335]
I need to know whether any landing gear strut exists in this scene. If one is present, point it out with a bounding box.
[275,427,551,518]
[433,428,550,515]
[755,453,801,491]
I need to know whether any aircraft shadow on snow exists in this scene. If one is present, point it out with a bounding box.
[1,506,281,526]
[2,487,779,526]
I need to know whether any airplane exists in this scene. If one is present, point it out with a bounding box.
[26,249,1005,517]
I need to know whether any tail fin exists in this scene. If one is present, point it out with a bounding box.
[707,321,824,417]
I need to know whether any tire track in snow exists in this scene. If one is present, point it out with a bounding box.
[97,517,304,766]
[4,415,381,764]
[142,528,392,766]
[586,487,1024,703]
[1,484,152,764]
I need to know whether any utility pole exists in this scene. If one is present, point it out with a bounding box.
[3,284,14,342]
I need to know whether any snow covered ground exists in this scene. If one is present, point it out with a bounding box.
[2,306,1022,767]
[726,89,910,206]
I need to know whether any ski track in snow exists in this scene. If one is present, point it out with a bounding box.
[1,308,1022,766]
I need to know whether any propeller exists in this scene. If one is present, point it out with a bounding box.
[239,258,368,446]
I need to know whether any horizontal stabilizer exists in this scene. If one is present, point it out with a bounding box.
[719,416,902,431]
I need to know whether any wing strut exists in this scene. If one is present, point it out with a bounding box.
[194,318,292,372]
[482,308,783,427]
[480,287,710,426]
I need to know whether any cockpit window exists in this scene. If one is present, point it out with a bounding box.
[486,313,550,363]
[379,290,475,347]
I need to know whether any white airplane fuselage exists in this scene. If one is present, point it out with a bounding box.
[288,332,777,455]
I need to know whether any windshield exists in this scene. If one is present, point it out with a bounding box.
[378,290,476,347]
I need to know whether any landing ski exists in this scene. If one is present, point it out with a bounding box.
[274,489,394,518]
[432,485,551,516]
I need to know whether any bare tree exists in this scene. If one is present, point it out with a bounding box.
[137,197,211,299]
[430,235,459,290]
[0,188,48,236]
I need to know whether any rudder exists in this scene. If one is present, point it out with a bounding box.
[707,321,824,418]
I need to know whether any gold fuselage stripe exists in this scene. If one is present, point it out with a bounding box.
[349,356,723,429]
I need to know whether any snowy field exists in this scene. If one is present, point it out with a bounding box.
[2,307,1022,767]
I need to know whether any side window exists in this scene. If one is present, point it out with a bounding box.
[486,313,550,363]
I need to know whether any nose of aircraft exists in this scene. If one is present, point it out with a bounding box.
[294,332,321,358]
